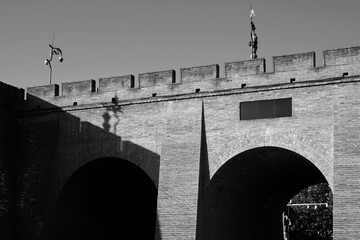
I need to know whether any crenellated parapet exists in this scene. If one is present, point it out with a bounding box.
[24,45,360,110]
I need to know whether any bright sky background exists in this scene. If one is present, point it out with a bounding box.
[1,0,360,90]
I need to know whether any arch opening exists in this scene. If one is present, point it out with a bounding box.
[201,147,331,240]
[51,158,157,240]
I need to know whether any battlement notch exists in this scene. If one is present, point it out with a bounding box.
[99,75,135,92]
[27,84,59,99]
[273,52,315,72]
[139,70,176,87]
[225,58,266,78]
[62,79,96,96]
[181,64,219,83]
[323,46,360,67]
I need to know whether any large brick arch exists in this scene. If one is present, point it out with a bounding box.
[208,130,333,190]
[51,150,159,240]
[59,141,160,192]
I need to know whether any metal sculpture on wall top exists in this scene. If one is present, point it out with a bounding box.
[249,5,258,59]
[44,32,64,84]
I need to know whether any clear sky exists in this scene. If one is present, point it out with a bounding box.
[1,0,360,89]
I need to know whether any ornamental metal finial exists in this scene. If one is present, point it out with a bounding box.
[249,4,258,59]
[44,32,63,84]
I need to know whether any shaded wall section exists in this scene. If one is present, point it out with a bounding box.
[15,94,160,240]
[0,82,24,240]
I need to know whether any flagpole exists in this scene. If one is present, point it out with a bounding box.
[249,4,258,59]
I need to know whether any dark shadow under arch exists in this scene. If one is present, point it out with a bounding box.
[199,146,331,240]
[50,157,157,240]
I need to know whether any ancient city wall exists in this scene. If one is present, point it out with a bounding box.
[2,45,360,239]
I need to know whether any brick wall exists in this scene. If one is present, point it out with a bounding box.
[333,82,360,239]
[156,99,202,239]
